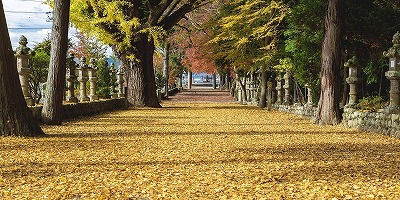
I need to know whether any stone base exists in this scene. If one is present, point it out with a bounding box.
[344,103,357,109]
[118,94,125,98]
[384,106,400,114]
[110,94,118,99]
[90,95,99,101]
[25,97,35,106]
[66,96,78,103]
[305,103,314,107]
[79,97,90,102]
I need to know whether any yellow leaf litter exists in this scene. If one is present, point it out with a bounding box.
[1,102,400,199]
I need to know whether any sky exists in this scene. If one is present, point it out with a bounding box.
[3,0,77,50]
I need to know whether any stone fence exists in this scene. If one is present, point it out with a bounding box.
[342,108,400,137]
[30,98,129,123]
[272,104,317,119]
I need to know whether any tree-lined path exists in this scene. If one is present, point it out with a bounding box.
[167,87,234,103]
[2,90,400,198]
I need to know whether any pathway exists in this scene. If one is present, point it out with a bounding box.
[1,89,400,199]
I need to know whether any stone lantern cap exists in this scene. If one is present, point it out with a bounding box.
[15,35,34,56]
[79,57,88,68]
[383,31,400,58]
[66,53,77,68]
[384,32,400,73]
[88,58,97,69]
[344,56,360,77]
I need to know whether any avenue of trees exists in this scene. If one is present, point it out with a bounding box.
[175,0,399,125]
[0,0,399,136]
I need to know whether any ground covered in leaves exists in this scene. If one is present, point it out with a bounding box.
[1,90,400,199]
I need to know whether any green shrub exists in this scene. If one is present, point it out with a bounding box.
[354,96,387,111]
[155,72,166,90]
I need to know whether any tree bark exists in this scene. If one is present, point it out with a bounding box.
[124,34,161,107]
[0,2,44,136]
[219,73,226,89]
[41,0,70,125]
[316,0,343,125]
[239,77,247,104]
[212,73,217,89]
[258,70,268,108]
[163,43,170,98]
[188,71,192,89]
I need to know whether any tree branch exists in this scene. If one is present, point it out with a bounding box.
[159,0,200,31]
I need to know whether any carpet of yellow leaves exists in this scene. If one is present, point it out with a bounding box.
[1,101,400,199]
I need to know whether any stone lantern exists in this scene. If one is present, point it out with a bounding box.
[275,74,283,105]
[304,83,313,107]
[77,57,90,102]
[267,81,273,110]
[15,35,35,106]
[283,70,291,105]
[66,53,78,103]
[88,58,99,101]
[116,66,125,98]
[109,63,118,99]
[384,31,400,112]
[344,56,360,106]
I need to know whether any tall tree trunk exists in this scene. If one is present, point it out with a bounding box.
[0,2,44,136]
[258,70,268,108]
[124,34,161,107]
[316,0,343,125]
[220,73,225,89]
[143,38,161,107]
[239,77,247,104]
[41,0,70,125]
[126,61,145,106]
[212,73,217,89]
[163,43,170,98]
[188,71,192,89]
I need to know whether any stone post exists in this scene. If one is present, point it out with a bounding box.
[109,63,118,99]
[77,57,89,102]
[384,31,400,112]
[15,35,34,106]
[293,79,298,105]
[283,70,291,105]
[88,58,99,101]
[344,56,360,106]
[66,53,78,103]
[267,81,272,111]
[304,83,313,107]
[235,75,241,102]
[246,77,251,102]
[275,74,283,105]
[117,66,125,98]
[271,77,277,104]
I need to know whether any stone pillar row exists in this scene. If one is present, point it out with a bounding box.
[233,70,316,106]
[66,55,125,103]
[13,35,127,106]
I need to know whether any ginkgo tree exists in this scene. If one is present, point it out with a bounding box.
[209,0,289,108]
[69,0,205,107]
